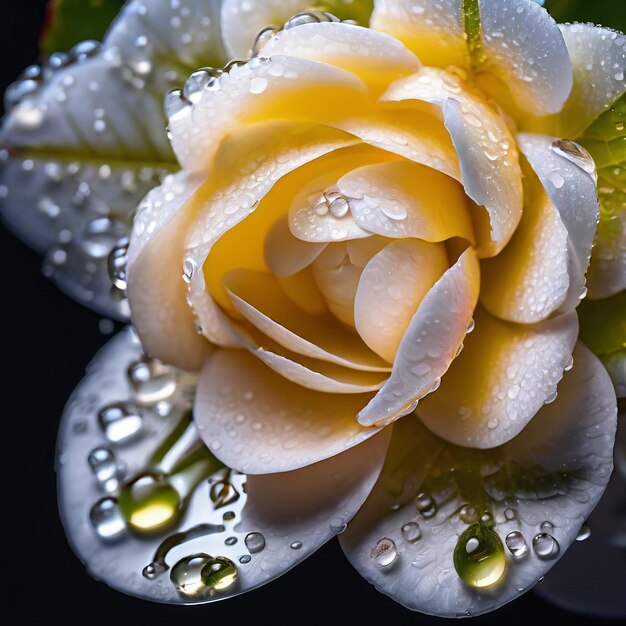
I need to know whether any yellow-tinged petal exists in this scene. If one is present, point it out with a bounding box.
[417,307,579,448]
[312,262,362,327]
[194,350,386,473]
[336,160,474,242]
[358,247,480,426]
[354,239,449,362]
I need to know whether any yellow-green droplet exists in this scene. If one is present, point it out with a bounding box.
[453,523,506,589]
[201,556,238,591]
[118,472,181,534]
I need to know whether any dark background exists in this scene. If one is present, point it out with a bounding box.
[0,2,617,624]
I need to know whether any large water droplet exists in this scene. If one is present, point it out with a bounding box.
[170,553,211,597]
[330,517,347,534]
[415,493,438,518]
[127,357,177,404]
[453,523,506,588]
[252,26,277,56]
[244,532,266,553]
[88,446,118,482]
[183,68,223,104]
[459,504,479,524]
[108,238,130,291]
[401,522,422,543]
[164,89,190,120]
[90,497,126,540]
[201,556,238,591]
[551,139,597,183]
[118,472,181,534]
[505,531,528,558]
[532,532,560,559]
[576,523,591,542]
[371,538,398,568]
[98,402,144,444]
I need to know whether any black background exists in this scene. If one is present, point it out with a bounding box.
[0,2,616,624]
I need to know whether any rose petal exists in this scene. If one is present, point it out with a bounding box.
[477,0,572,116]
[354,239,449,362]
[57,327,390,604]
[195,349,385,473]
[128,172,211,370]
[336,160,474,242]
[555,24,626,138]
[383,68,523,256]
[479,179,572,323]
[417,307,579,448]
[341,343,617,617]
[224,269,391,372]
[312,262,362,327]
[357,248,480,426]
[260,22,420,95]
[371,0,468,68]
[169,56,370,172]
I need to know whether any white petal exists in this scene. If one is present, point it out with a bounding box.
[224,269,391,372]
[57,328,390,604]
[337,160,473,242]
[341,343,617,617]
[354,240,449,362]
[358,248,480,426]
[260,22,420,94]
[477,0,573,116]
[602,350,626,399]
[195,350,385,473]
[417,308,579,448]
[312,262,362,327]
[221,0,312,59]
[127,172,211,371]
[169,56,369,172]
[556,24,626,138]
[371,0,468,68]
[517,133,599,278]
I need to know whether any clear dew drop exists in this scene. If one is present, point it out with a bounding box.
[239,555,251,564]
[329,196,350,218]
[548,171,565,189]
[401,522,422,543]
[504,508,516,521]
[201,556,238,591]
[222,510,236,522]
[371,538,398,568]
[415,493,438,518]
[564,354,574,372]
[551,139,597,183]
[330,517,347,534]
[98,401,144,444]
[81,218,127,259]
[466,318,475,334]
[164,89,190,120]
[87,446,118,482]
[225,536,238,546]
[210,478,240,508]
[107,238,130,291]
[576,523,591,542]
[127,357,177,404]
[480,512,495,527]
[540,520,554,533]
[244,532,266,554]
[252,26,277,56]
[453,523,506,588]
[459,504,478,524]
[170,553,211,597]
[505,531,528,558]
[183,68,223,103]
[290,541,303,550]
[90,497,126,540]
[285,10,334,29]
[532,532,560,559]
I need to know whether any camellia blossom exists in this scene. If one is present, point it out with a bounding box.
[1,0,624,618]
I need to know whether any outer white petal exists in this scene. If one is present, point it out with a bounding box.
[57,328,391,604]
[260,22,420,94]
[417,308,579,448]
[556,24,626,138]
[341,344,617,617]
[477,0,573,116]
[358,248,480,426]
[195,350,385,473]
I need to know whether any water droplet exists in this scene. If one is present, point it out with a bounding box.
[201,556,238,591]
[551,139,597,182]
[540,520,554,533]
[210,479,240,508]
[290,541,303,550]
[330,517,347,534]
[88,446,118,482]
[548,171,565,189]
[170,553,211,597]
[225,536,238,546]
[564,355,574,372]
[459,505,478,524]
[244,532,266,553]
[183,68,223,103]
[480,512,495,527]
[415,493,438,518]
[239,554,251,564]
[329,195,350,218]
[98,402,144,444]
[164,89,190,120]
[90,497,126,540]
[576,523,591,542]
[505,531,528,558]
[108,238,130,291]
[371,538,397,568]
[401,522,422,543]
[222,511,236,522]
[142,562,167,580]
[454,523,506,588]
[118,472,181,534]
[579,286,588,300]
[466,318,475,334]
[70,40,100,62]
[285,10,332,29]
[532,532,560,559]
[504,508,516,521]
[81,218,127,259]
[544,390,558,404]
[127,357,177,404]
[252,26,277,55]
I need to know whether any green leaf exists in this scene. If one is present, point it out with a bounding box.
[42,0,125,55]
[318,0,374,25]
[544,0,626,33]
[580,95,626,278]
[462,0,487,67]
[578,290,626,355]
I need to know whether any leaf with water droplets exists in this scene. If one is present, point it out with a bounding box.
[341,343,617,617]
